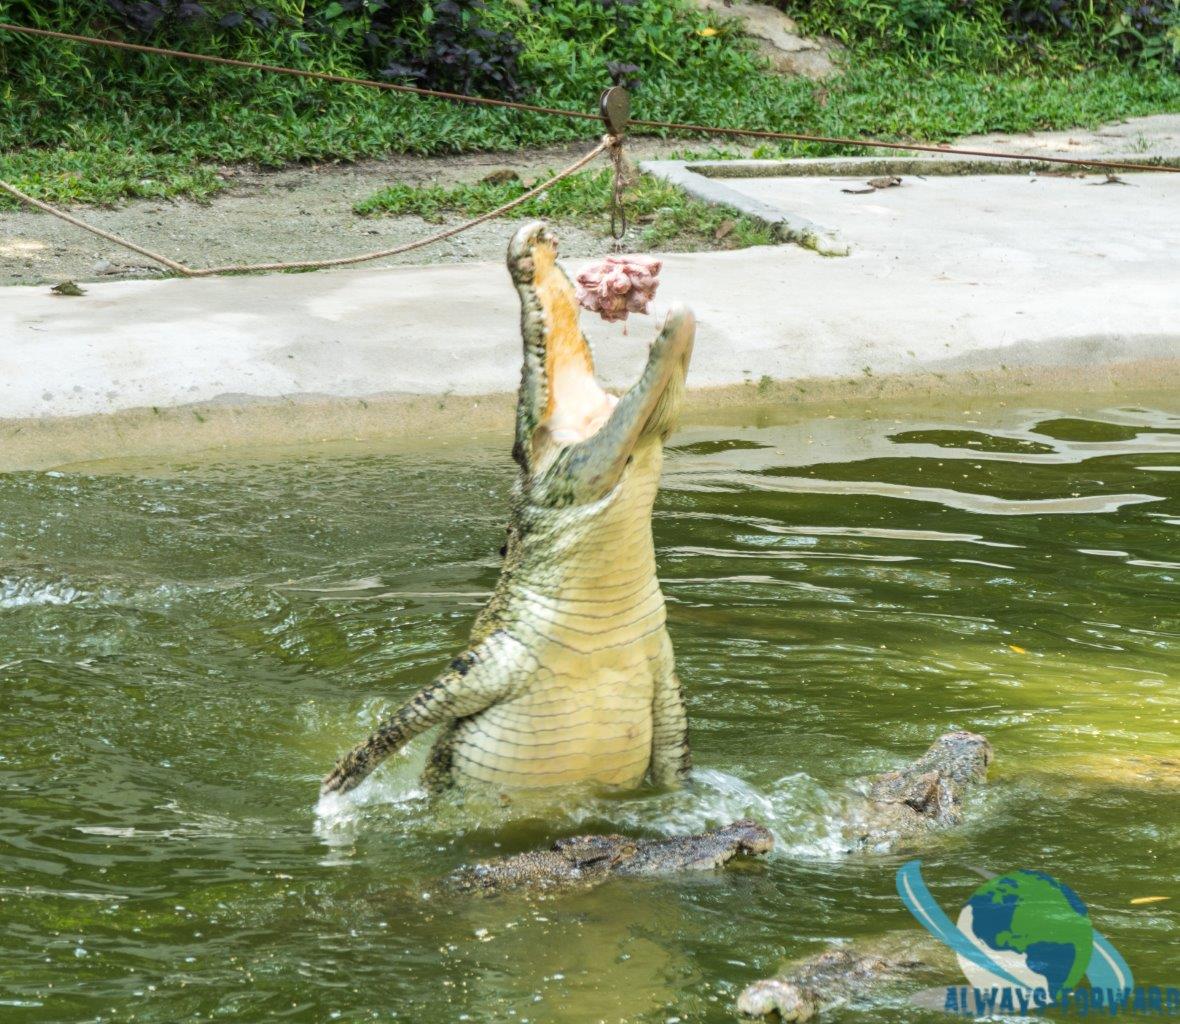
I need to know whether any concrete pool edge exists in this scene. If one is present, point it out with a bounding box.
[639,154,1180,257]
[3,356,1176,473]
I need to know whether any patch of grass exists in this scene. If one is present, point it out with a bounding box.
[354,167,777,250]
[2,58,1170,213]
[781,0,1180,71]
[2,58,1177,212]
[0,148,224,206]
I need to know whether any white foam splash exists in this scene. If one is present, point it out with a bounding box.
[0,578,86,609]
[311,761,856,862]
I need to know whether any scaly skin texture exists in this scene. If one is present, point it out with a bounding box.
[844,726,991,849]
[447,820,774,894]
[736,936,951,1022]
[736,735,991,1018]
[322,222,695,797]
[844,730,992,850]
[737,950,901,1022]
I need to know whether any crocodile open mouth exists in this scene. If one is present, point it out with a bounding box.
[526,232,619,452]
[509,221,694,486]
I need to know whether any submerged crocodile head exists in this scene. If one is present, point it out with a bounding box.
[737,940,940,1021]
[737,976,817,1022]
[506,222,694,507]
[863,730,992,831]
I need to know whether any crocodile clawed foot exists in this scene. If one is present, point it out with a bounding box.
[320,756,364,797]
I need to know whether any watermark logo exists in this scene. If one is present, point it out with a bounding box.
[896,860,1177,1017]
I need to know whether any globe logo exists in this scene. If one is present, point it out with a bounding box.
[896,860,1133,1001]
[956,869,1093,997]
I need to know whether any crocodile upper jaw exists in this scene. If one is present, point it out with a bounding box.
[507,221,693,501]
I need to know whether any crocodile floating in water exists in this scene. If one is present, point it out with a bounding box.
[842,730,992,851]
[322,221,695,798]
[737,933,951,1021]
[434,731,985,896]
[735,733,992,1018]
[447,820,774,894]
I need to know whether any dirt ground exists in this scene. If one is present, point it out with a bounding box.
[7,113,1175,288]
[0,138,758,287]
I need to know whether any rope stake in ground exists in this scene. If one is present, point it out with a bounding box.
[2,21,1176,176]
[0,141,611,278]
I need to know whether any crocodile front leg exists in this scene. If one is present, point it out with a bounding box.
[422,721,459,794]
[321,630,524,795]
[650,632,692,787]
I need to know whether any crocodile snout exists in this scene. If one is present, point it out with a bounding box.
[932,729,993,780]
[727,819,776,856]
[507,220,556,284]
[736,978,814,1021]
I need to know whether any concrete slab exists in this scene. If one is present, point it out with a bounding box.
[2,180,1175,424]
[641,155,1180,257]
[722,169,1179,277]
[641,160,850,256]
[640,112,1180,255]
[2,110,1177,465]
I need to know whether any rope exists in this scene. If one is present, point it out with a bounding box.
[0,179,191,273]
[2,21,1177,175]
[196,140,608,275]
[628,116,1180,175]
[607,135,628,242]
[0,140,610,277]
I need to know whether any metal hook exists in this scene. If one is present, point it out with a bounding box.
[599,86,631,138]
[600,87,631,244]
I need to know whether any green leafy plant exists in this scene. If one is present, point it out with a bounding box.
[0,0,525,93]
[0,0,1177,211]
[781,0,1180,69]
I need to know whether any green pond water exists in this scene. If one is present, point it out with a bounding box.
[1,397,1177,1023]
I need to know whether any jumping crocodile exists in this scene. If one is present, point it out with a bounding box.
[842,730,992,850]
[447,820,774,894]
[322,221,695,797]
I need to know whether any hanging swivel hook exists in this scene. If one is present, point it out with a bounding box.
[600,85,631,244]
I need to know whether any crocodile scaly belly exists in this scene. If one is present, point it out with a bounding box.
[446,632,664,789]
